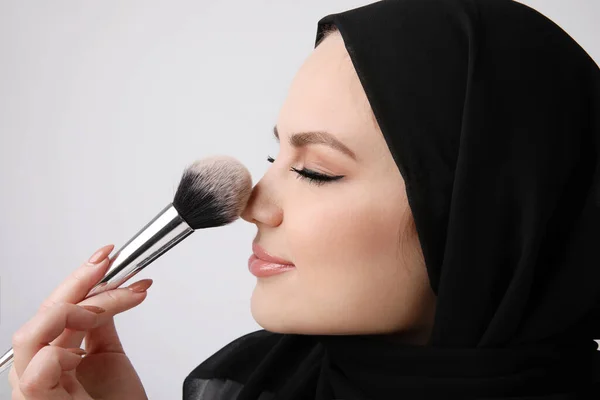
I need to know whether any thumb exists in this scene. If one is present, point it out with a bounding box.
[84,316,125,354]
[84,287,150,355]
[50,279,152,352]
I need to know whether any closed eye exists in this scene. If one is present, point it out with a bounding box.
[267,155,344,186]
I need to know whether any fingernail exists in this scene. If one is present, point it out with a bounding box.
[128,279,153,293]
[81,305,106,314]
[67,348,87,356]
[88,244,112,264]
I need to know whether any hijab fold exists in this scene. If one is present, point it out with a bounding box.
[184,0,600,398]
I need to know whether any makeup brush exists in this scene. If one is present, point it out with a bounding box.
[0,155,253,375]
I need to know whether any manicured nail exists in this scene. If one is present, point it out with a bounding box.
[128,279,153,293]
[67,348,87,356]
[81,305,106,314]
[88,244,113,265]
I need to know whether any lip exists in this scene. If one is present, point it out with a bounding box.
[252,243,295,265]
[248,243,295,278]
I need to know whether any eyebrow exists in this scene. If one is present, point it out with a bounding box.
[273,126,357,161]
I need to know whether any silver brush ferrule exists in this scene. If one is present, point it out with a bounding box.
[0,202,194,375]
[85,203,194,297]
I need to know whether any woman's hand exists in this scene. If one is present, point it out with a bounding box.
[8,244,152,400]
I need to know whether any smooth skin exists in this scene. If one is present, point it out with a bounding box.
[8,244,151,400]
[241,30,437,343]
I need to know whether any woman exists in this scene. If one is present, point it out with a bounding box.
[9,0,600,399]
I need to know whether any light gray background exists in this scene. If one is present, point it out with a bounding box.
[0,1,598,398]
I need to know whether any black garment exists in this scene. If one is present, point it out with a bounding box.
[184,0,600,398]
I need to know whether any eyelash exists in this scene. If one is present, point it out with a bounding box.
[267,155,344,186]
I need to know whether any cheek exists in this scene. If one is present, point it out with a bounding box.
[276,184,414,333]
[286,185,403,284]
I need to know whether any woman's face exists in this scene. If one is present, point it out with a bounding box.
[241,32,437,344]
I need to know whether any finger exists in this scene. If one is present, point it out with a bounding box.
[8,365,19,390]
[11,389,25,400]
[12,302,104,378]
[12,370,85,400]
[83,317,123,354]
[38,244,115,313]
[19,346,87,400]
[59,372,94,399]
[50,279,152,352]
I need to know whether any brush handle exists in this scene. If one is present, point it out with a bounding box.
[0,203,194,375]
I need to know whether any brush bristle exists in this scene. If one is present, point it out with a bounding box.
[173,155,253,229]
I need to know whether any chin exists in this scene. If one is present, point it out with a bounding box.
[250,287,321,334]
[249,277,382,335]
[249,271,306,333]
[250,289,348,335]
[250,287,296,333]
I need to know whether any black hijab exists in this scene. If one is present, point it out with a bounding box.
[184,0,600,398]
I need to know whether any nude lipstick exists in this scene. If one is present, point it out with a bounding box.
[248,243,295,277]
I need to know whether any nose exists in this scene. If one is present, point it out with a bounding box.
[240,180,283,227]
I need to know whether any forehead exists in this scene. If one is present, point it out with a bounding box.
[277,34,382,157]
